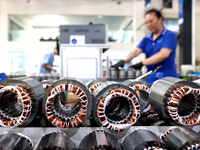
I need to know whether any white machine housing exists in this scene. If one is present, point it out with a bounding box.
[59,24,109,80]
[60,44,109,80]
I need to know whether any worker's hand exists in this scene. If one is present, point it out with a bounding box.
[129,62,143,70]
[52,68,57,72]
[111,60,125,69]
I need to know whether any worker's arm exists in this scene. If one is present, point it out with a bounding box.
[123,47,143,62]
[111,47,143,69]
[129,48,172,70]
[142,48,172,65]
[42,64,56,72]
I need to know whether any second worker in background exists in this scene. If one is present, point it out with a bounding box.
[39,47,59,73]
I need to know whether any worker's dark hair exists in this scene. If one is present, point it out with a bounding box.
[145,8,164,21]
[55,46,59,55]
[56,36,60,55]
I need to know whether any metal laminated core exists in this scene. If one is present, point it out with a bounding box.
[122,79,152,114]
[193,79,200,86]
[78,129,118,150]
[149,77,200,126]
[160,127,200,150]
[0,85,32,127]
[0,132,33,150]
[119,68,126,79]
[41,79,57,90]
[110,68,118,79]
[105,96,132,122]
[120,128,167,150]
[45,83,89,128]
[42,84,50,90]
[143,146,166,150]
[35,131,76,150]
[168,87,200,125]
[127,68,136,79]
[89,82,103,94]
[130,84,151,114]
[160,128,173,141]
[87,78,108,94]
[97,88,140,132]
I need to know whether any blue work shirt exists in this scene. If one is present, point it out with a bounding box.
[39,51,54,73]
[137,27,178,78]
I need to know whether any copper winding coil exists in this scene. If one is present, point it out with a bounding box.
[160,128,173,141]
[193,79,200,125]
[122,80,153,115]
[149,77,200,126]
[89,80,141,131]
[131,84,152,114]
[92,81,140,132]
[87,78,108,94]
[43,78,92,128]
[89,82,103,94]
[45,84,87,127]
[168,87,200,125]
[41,79,57,90]
[42,84,50,90]
[0,77,43,127]
[0,85,32,127]
[97,88,140,132]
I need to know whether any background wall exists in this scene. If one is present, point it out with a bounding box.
[0,0,198,76]
[0,0,135,75]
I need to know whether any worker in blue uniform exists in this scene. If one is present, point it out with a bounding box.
[112,8,178,83]
[39,47,59,73]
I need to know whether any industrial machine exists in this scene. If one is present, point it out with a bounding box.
[59,24,107,45]
[59,24,109,80]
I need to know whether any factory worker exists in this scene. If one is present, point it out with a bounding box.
[112,8,178,83]
[39,47,59,73]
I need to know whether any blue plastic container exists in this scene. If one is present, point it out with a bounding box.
[0,73,7,81]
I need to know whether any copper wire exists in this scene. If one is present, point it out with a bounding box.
[168,87,200,125]
[45,83,88,128]
[89,82,102,94]
[97,88,140,132]
[0,85,32,127]
[130,84,152,114]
